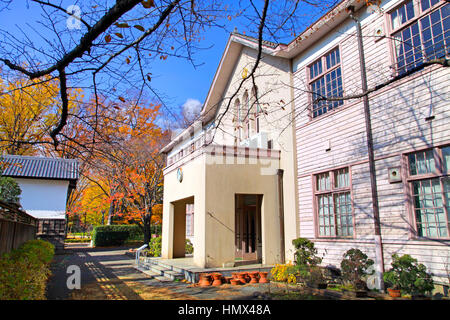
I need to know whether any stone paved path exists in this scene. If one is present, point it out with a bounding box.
[46,244,269,300]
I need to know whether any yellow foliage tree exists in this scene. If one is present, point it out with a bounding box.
[0,74,82,155]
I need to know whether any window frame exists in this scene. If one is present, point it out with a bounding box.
[313,166,355,239]
[387,0,449,75]
[307,45,345,119]
[404,144,450,240]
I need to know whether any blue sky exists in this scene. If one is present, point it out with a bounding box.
[0,1,326,124]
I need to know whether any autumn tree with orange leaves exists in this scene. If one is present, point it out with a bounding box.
[66,97,169,242]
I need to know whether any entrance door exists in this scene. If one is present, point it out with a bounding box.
[235,194,262,263]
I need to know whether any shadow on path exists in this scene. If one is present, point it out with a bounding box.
[46,243,269,300]
[46,244,144,300]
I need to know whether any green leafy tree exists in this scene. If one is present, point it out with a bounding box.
[0,169,21,204]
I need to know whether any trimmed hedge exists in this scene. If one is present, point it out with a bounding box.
[92,225,143,247]
[0,239,55,300]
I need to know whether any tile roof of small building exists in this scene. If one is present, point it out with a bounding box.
[1,155,79,181]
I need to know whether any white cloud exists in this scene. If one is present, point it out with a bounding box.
[182,98,202,119]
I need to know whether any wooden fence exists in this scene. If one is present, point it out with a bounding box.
[0,200,38,255]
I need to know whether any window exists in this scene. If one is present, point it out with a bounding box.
[242,91,250,139]
[185,204,194,237]
[234,98,241,142]
[314,167,353,237]
[390,0,449,75]
[309,47,344,118]
[251,86,260,134]
[407,146,450,238]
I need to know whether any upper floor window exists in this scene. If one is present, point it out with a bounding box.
[314,167,353,237]
[251,86,261,134]
[309,47,344,118]
[242,91,250,139]
[406,145,450,239]
[390,0,449,76]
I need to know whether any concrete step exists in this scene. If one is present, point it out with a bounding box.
[139,261,184,281]
[143,258,185,273]
[135,266,160,278]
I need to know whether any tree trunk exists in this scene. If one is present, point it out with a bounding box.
[143,214,152,244]
[107,202,115,225]
[143,206,153,244]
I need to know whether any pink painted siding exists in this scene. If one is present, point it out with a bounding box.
[293,1,450,284]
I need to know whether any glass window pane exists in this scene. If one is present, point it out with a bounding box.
[441,146,450,173]
[412,178,448,238]
[421,0,430,12]
[335,168,349,188]
[317,172,330,191]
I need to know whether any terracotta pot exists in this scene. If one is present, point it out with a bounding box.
[238,272,248,284]
[230,278,241,286]
[249,271,259,284]
[258,271,269,283]
[387,288,401,298]
[212,273,222,286]
[224,276,233,284]
[198,273,212,287]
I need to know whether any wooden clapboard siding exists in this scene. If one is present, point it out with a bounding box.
[292,1,450,283]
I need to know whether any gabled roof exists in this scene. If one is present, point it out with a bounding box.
[160,0,364,154]
[1,155,79,181]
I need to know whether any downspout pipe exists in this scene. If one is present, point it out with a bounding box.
[277,169,286,264]
[348,6,385,290]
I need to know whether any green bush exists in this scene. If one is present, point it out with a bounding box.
[0,173,21,204]
[92,231,129,247]
[292,237,322,267]
[91,225,144,247]
[145,236,162,257]
[383,254,434,296]
[185,239,194,254]
[340,248,374,290]
[0,239,55,300]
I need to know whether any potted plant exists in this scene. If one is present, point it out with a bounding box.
[383,254,434,298]
[340,248,374,298]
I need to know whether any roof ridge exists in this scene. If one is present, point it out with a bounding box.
[2,154,77,162]
[231,31,281,49]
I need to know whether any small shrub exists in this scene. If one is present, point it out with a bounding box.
[383,254,434,296]
[185,239,194,254]
[270,262,297,283]
[307,266,326,286]
[292,237,322,267]
[146,236,162,257]
[340,248,374,290]
[0,239,55,300]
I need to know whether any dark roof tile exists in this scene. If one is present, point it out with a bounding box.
[1,155,79,181]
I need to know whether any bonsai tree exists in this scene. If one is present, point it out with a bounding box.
[292,237,322,267]
[292,238,323,284]
[383,254,434,296]
[340,248,374,291]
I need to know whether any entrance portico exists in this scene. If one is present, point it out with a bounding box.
[161,144,284,269]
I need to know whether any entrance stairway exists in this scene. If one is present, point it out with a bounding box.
[136,258,186,282]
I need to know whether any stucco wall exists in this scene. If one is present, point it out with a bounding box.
[14,178,69,219]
